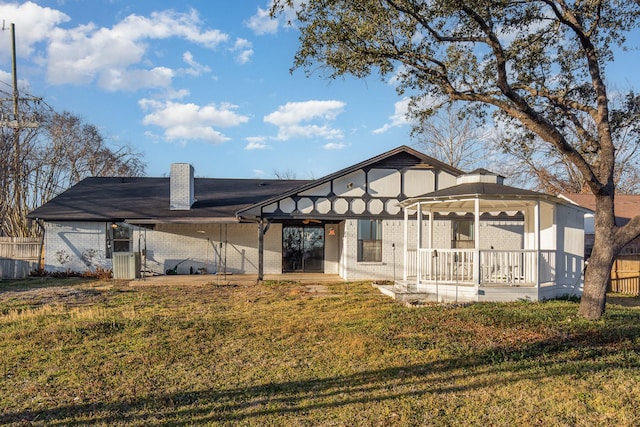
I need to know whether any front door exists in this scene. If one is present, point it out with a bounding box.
[282,226,324,272]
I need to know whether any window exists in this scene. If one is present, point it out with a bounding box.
[452,220,474,249]
[106,223,131,258]
[358,219,382,262]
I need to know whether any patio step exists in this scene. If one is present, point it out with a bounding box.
[373,283,432,304]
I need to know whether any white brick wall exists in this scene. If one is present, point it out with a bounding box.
[479,221,524,250]
[341,219,407,281]
[43,218,526,279]
[44,222,109,272]
[43,221,285,276]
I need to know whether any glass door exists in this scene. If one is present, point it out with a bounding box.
[282,226,324,272]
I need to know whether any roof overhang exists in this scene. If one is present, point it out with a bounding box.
[125,217,240,225]
[400,193,561,213]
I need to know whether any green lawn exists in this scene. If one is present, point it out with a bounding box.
[1,277,639,426]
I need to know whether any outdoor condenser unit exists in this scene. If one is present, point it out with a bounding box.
[113,252,141,279]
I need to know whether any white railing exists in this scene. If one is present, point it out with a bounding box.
[409,248,556,286]
[406,249,417,277]
[417,248,476,284]
[479,250,535,285]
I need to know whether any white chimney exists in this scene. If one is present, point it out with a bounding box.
[170,163,194,210]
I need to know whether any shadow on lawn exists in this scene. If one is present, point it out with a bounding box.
[3,313,640,426]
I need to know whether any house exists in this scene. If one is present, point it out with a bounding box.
[28,146,586,302]
[560,193,640,257]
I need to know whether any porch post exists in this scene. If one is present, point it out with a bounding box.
[403,206,408,281]
[473,198,481,285]
[258,219,265,282]
[535,201,540,288]
[416,203,422,287]
[428,207,433,249]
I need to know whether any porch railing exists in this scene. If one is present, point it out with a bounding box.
[407,249,556,286]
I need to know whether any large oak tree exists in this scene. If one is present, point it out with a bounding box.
[271,0,640,319]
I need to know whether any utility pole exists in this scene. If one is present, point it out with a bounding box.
[1,22,41,236]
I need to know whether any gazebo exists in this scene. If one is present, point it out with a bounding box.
[386,170,586,303]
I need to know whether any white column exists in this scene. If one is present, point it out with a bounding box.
[473,198,481,284]
[416,203,422,287]
[428,207,433,249]
[535,200,541,288]
[403,207,408,281]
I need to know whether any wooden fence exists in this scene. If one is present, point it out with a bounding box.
[0,237,41,279]
[609,255,640,296]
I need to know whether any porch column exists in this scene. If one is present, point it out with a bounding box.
[428,207,433,249]
[403,206,408,281]
[416,203,422,287]
[535,201,540,288]
[258,219,265,281]
[473,198,481,285]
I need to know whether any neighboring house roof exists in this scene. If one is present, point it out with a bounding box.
[27,177,309,223]
[561,193,640,226]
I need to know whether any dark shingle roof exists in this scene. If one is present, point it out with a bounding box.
[28,177,309,222]
[423,182,549,199]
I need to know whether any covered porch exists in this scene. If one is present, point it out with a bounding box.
[389,171,585,303]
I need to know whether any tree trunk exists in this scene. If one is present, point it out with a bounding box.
[578,194,617,320]
[579,236,615,320]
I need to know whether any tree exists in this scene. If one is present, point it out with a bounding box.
[271,0,640,319]
[411,103,491,171]
[496,91,640,194]
[0,107,145,238]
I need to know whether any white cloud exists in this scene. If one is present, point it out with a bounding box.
[98,67,174,92]
[182,51,211,76]
[245,7,279,35]
[246,1,301,35]
[15,6,229,91]
[0,69,29,91]
[139,99,249,144]
[231,38,254,64]
[324,142,347,150]
[245,137,270,150]
[373,97,412,134]
[0,1,69,58]
[264,100,346,141]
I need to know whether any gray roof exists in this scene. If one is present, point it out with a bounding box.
[422,182,549,199]
[28,146,468,223]
[28,177,310,222]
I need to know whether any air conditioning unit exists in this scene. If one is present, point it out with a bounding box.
[113,252,141,279]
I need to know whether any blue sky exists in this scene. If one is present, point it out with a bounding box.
[0,0,412,179]
[0,1,638,180]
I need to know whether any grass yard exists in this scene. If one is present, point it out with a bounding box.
[1,277,639,426]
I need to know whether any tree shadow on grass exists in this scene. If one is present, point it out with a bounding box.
[3,312,640,426]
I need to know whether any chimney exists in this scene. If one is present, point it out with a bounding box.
[170,163,194,210]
